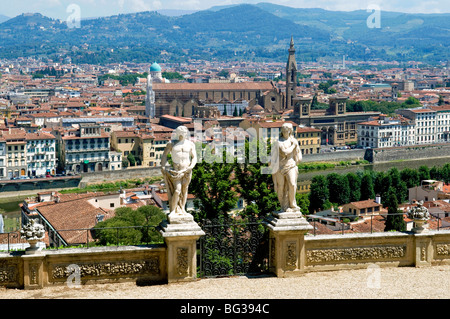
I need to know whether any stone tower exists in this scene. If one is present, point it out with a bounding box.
[285,36,297,109]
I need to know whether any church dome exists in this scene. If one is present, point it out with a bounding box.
[150,62,162,72]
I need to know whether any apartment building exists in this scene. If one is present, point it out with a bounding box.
[357,116,415,148]
[2,130,27,178]
[111,130,141,165]
[429,104,450,143]
[26,132,57,177]
[396,107,437,145]
[0,138,6,179]
[296,126,321,155]
[58,124,111,174]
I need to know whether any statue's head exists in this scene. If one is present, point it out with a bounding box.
[281,123,293,137]
[174,125,189,140]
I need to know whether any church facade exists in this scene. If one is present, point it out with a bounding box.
[152,81,285,118]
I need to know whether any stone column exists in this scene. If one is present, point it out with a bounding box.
[414,233,433,267]
[265,211,313,277]
[22,254,46,290]
[159,213,205,283]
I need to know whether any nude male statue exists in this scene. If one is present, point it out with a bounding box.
[160,126,197,216]
[271,122,302,213]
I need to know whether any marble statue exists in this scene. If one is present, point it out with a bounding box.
[271,123,302,213]
[160,126,197,216]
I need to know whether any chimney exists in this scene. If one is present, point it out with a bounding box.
[375,194,381,204]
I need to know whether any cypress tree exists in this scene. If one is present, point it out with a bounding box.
[360,173,376,200]
[384,188,406,232]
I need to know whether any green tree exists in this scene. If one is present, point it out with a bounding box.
[439,163,450,184]
[308,175,329,213]
[360,173,376,200]
[346,172,361,202]
[190,157,238,221]
[162,71,184,80]
[374,172,391,205]
[384,188,406,232]
[418,165,431,181]
[403,96,421,106]
[326,173,349,205]
[388,167,408,203]
[127,153,136,167]
[122,158,129,168]
[233,140,278,218]
[93,205,166,245]
[400,168,420,188]
[295,193,310,215]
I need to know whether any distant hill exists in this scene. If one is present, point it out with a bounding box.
[0,3,448,64]
[156,9,198,16]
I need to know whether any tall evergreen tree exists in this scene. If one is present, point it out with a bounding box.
[360,173,376,200]
[400,168,420,188]
[388,167,408,203]
[233,140,279,219]
[384,187,406,232]
[326,173,349,204]
[418,165,431,181]
[308,175,329,213]
[346,172,361,202]
[189,158,238,222]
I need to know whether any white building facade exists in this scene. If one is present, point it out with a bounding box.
[26,132,57,177]
[396,107,437,145]
[357,117,415,148]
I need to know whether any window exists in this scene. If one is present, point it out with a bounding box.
[110,203,115,208]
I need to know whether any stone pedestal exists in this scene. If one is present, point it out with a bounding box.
[25,240,44,255]
[159,213,205,283]
[412,219,429,234]
[22,254,46,290]
[414,233,433,267]
[265,211,313,277]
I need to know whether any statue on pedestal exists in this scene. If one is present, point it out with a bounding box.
[160,126,197,219]
[271,122,302,214]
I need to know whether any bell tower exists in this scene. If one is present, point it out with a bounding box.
[285,36,297,109]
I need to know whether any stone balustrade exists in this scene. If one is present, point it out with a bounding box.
[1,223,449,290]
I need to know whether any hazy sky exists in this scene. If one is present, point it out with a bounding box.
[1,0,448,19]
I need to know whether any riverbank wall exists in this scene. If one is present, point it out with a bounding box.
[366,143,450,163]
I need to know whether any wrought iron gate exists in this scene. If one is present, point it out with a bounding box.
[198,217,270,278]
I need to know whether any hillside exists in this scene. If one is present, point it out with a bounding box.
[0,3,448,64]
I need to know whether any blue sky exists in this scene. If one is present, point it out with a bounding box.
[1,0,448,19]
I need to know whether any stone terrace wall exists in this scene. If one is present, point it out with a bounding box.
[0,245,166,289]
[304,230,450,272]
[1,230,449,289]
